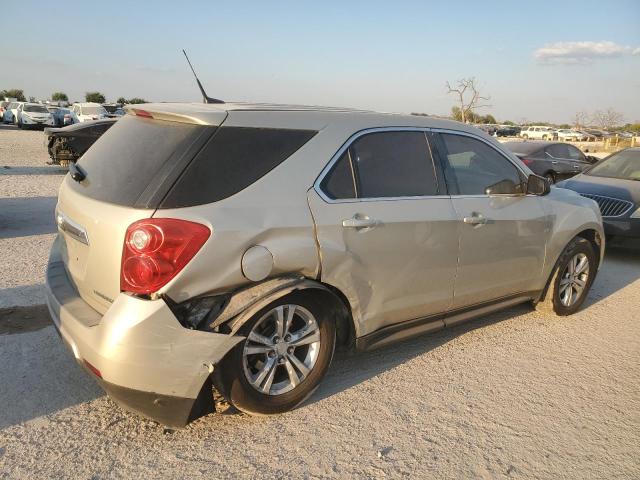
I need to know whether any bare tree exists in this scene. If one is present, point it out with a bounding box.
[591,108,624,130]
[445,77,491,123]
[573,111,589,129]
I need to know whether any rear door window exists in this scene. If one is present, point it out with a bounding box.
[319,130,439,200]
[161,127,318,208]
[350,131,438,198]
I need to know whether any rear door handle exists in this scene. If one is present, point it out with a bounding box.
[342,215,380,230]
[463,213,488,226]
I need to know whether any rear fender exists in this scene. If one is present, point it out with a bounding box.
[209,275,333,335]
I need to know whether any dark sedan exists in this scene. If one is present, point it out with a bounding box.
[557,147,640,247]
[44,118,118,166]
[504,141,597,184]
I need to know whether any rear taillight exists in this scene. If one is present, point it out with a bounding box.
[120,218,210,294]
[520,158,534,166]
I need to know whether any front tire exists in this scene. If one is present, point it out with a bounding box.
[535,237,596,316]
[545,172,556,184]
[216,291,336,415]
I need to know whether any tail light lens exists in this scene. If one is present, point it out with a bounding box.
[520,158,534,166]
[121,218,210,294]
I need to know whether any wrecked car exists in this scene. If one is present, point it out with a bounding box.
[44,118,117,166]
[46,102,604,427]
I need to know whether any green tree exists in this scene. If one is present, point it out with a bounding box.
[503,120,515,125]
[116,97,127,104]
[51,92,68,101]
[126,97,148,104]
[480,114,497,124]
[85,91,106,103]
[0,89,26,101]
[28,96,36,102]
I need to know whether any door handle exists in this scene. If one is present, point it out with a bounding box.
[463,213,488,226]
[551,161,558,164]
[342,214,380,230]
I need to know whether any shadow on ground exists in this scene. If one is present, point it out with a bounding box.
[0,166,67,175]
[583,247,640,309]
[0,196,57,239]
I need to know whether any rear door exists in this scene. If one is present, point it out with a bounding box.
[545,144,578,180]
[56,113,222,314]
[309,129,458,337]
[433,131,548,310]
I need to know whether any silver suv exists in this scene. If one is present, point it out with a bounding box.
[46,103,604,427]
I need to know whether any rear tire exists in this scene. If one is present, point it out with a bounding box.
[215,290,336,415]
[535,237,596,316]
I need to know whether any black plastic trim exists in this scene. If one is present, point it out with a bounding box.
[356,291,540,351]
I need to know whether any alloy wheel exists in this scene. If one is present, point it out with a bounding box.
[559,253,590,307]
[242,304,321,396]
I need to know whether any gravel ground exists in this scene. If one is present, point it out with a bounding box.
[0,126,638,479]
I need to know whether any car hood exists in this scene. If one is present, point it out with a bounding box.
[559,174,640,204]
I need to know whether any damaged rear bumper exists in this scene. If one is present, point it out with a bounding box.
[45,238,243,427]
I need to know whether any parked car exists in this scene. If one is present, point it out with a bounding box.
[44,118,117,166]
[2,102,18,123]
[520,126,558,140]
[496,125,521,137]
[0,100,12,120]
[504,141,597,184]
[46,103,604,427]
[557,147,640,248]
[9,101,24,124]
[555,129,583,141]
[48,107,78,127]
[71,102,109,122]
[17,103,55,129]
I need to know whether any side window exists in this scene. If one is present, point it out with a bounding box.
[566,145,585,161]
[546,144,569,159]
[349,131,438,198]
[320,150,356,199]
[440,133,524,195]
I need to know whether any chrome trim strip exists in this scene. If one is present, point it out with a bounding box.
[56,210,89,245]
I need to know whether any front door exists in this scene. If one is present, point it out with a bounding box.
[434,131,549,310]
[308,129,459,337]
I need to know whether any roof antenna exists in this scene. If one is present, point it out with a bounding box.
[182,49,224,104]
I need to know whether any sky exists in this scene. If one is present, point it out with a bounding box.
[2,0,639,124]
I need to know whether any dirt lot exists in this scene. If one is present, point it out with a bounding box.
[0,126,639,479]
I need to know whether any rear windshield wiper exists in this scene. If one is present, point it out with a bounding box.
[69,163,87,182]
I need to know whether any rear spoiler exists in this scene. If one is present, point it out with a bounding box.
[123,105,228,126]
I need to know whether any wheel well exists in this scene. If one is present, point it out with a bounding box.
[312,284,356,349]
[538,229,602,303]
[576,229,602,266]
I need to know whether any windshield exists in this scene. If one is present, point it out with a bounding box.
[587,150,640,181]
[82,106,107,115]
[24,105,49,113]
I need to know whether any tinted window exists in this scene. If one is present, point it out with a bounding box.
[546,144,569,159]
[566,145,584,161]
[162,127,317,208]
[320,150,356,199]
[69,115,206,206]
[349,131,438,198]
[440,133,524,195]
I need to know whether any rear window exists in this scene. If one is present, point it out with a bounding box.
[69,115,208,207]
[160,127,317,208]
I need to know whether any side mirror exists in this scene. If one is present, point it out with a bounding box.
[526,174,550,196]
